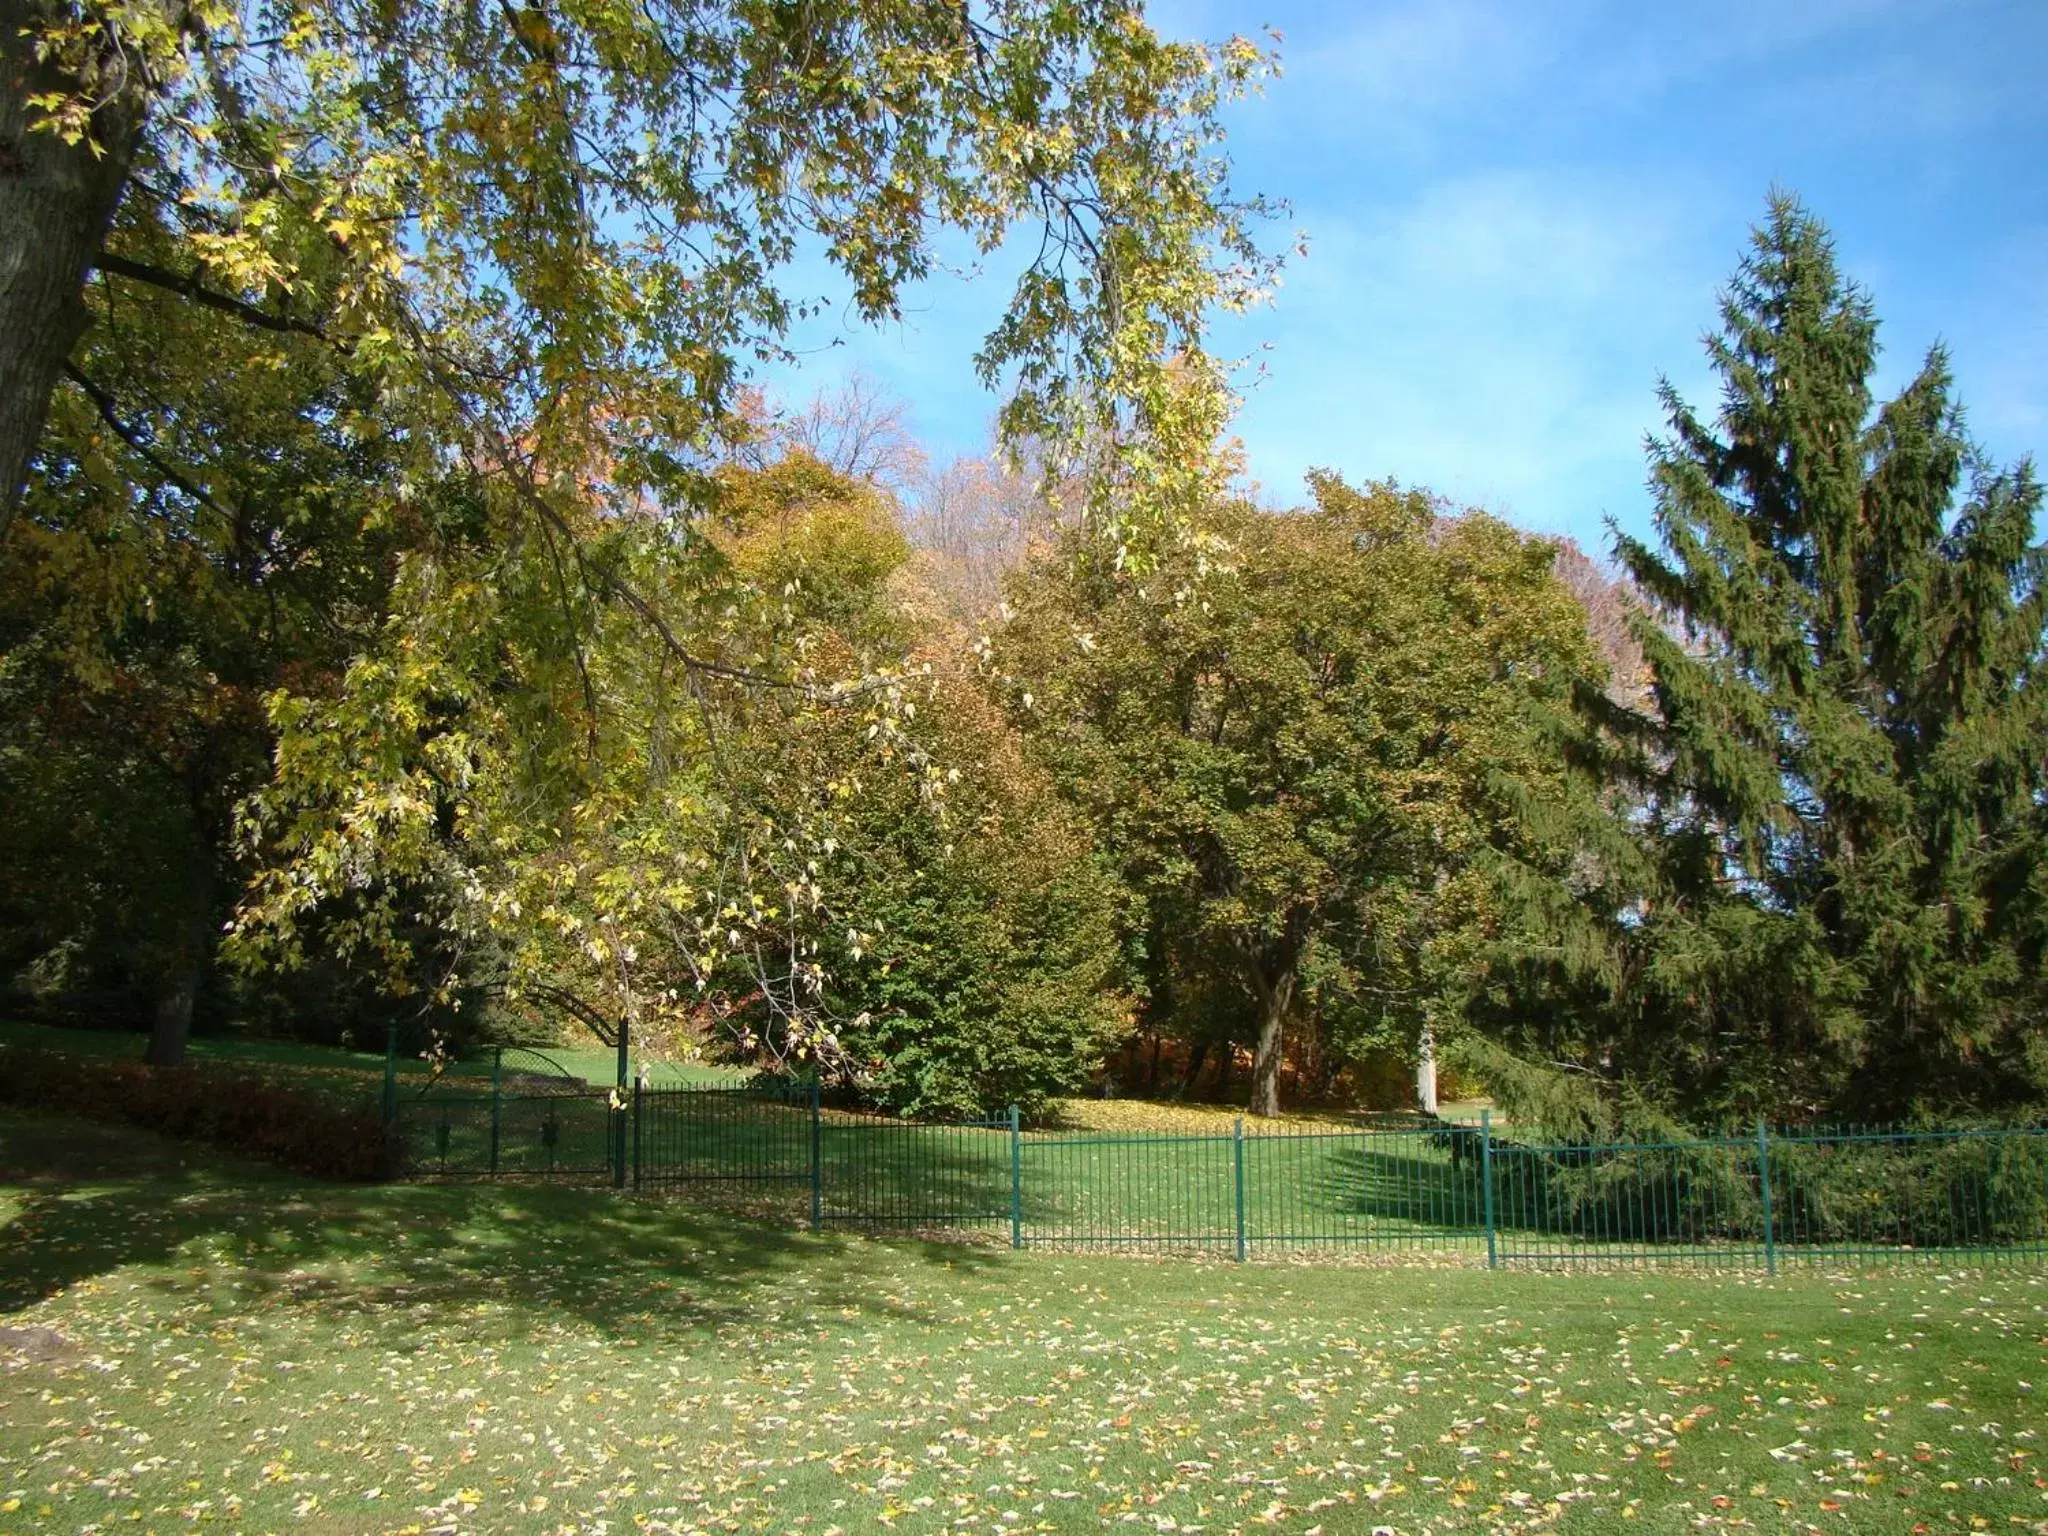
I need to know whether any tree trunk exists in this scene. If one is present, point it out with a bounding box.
[144,788,213,1068]
[145,948,200,1066]
[1416,1021,1439,1115]
[1175,1038,1210,1100]
[0,0,148,541]
[1248,967,1294,1118]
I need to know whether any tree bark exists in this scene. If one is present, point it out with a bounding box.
[143,755,218,1067]
[1416,1021,1439,1115]
[1247,965,1294,1118]
[0,0,149,542]
[143,840,211,1067]
[1174,1038,1210,1099]
[144,946,200,1066]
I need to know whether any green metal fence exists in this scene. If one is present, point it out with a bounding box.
[389,1066,2048,1266]
[394,1087,616,1179]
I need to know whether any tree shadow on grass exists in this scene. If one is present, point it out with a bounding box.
[0,1111,1000,1341]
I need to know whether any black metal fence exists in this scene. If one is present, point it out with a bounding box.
[389,1076,2048,1267]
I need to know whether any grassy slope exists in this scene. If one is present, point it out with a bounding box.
[0,1020,1476,1133]
[0,1020,743,1095]
[3,1111,2044,1536]
[3,1022,1494,1247]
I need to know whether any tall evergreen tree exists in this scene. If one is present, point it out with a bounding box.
[1601,195,2047,1120]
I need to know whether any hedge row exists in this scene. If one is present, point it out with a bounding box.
[0,1047,404,1180]
[1492,1130,2048,1249]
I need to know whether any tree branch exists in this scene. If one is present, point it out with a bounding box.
[476,976,623,1049]
[63,361,233,521]
[93,251,341,347]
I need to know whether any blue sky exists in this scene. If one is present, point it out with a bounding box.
[768,0,2047,555]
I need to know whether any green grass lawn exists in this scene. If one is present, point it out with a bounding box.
[3,1110,2044,1536]
[0,1020,744,1099]
[406,1084,1493,1249]
[0,1018,400,1085]
[2,1020,1442,1129]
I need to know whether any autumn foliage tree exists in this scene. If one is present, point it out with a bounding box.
[0,206,449,1060]
[3,0,1281,1065]
[3,0,1280,542]
[735,658,1131,1121]
[999,476,1610,1116]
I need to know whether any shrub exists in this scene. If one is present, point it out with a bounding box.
[1476,1125,2048,1251]
[1768,1131,2048,1248]
[725,668,1132,1125]
[0,1047,404,1180]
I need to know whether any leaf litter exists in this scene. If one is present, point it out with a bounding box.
[1,1117,2044,1535]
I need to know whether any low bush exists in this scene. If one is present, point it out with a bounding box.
[1472,1127,2048,1250]
[1767,1131,2048,1248]
[0,1047,403,1180]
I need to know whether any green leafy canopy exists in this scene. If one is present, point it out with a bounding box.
[998,476,1610,1115]
[6,0,1289,1062]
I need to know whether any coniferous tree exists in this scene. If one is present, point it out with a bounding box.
[1596,195,2047,1120]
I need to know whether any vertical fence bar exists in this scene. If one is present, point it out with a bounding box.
[1481,1109,1497,1270]
[488,1047,502,1178]
[382,1024,398,1128]
[1233,1118,1247,1263]
[809,1077,823,1233]
[630,1079,642,1190]
[1009,1106,1024,1250]
[611,1020,630,1189]
[1757,1121,1777,1275]
[1361,1129,1373,1228]
[2038,1129,2048,1254]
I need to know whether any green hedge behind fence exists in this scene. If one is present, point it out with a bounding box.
[2,1047,403,1180]
[392,1075,2048,1267]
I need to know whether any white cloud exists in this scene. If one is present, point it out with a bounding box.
[1221,168,1725,542]
[738,0,2045,553]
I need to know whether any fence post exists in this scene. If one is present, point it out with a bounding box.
[612,1019,630,1190]
[1757,1121,1777,1276]
[1481,1109,1497,1271]
[382,1024,398,1128]
[810,1077,823,1234]
[489,1046,502,1177]
[1009,1105,1024,1250]
[631,1078,642,1190]
[1233,1117,1248,1263]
